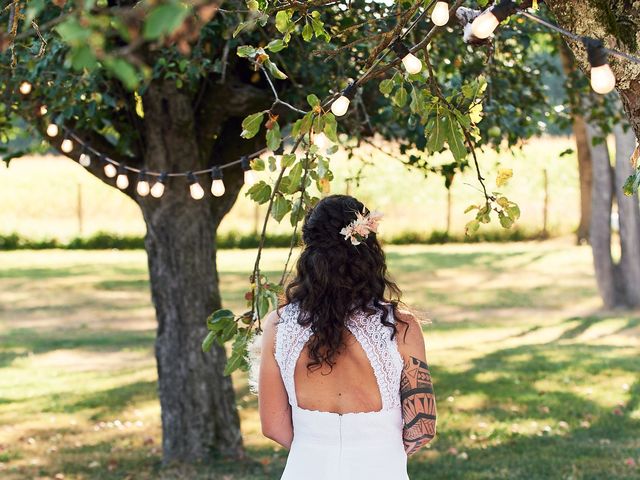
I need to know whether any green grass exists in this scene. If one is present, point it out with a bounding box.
[1,136,581,241]
[0,242,639,479]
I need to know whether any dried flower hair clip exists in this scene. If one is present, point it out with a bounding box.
[339,208,383,245]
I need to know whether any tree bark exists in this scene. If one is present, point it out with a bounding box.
[135,80,268,463]
[586,121,621,308]
[613,123,640,307]
[558,42,593,244]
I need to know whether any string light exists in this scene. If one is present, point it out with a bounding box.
[330,83,357,117]
[188,172,205,199]
[211,167,225,197]
[79,150,91,167]
[242,156,258,185]
[471,0,517,39]
[431,2,450,27]
[116,164,129,190]
[150,173,167,198]
[39,105,48,116]
[391,41,422,74]
[584,39,616,95]
[104,161,117,178]
[136,170,150,197]
[46,123,59,137]
[19,81,32,95]
[60,137,74,153]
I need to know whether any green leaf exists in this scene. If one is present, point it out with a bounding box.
[444,113,467,162]
[465,219,480,235]
[298,112,314,136]
[281,153,296,168]
[426,112,446,154]
[69,45,97,70]
[271,195,292,222]
[275,10,291,33]
[290,198,304,227]
[264,59,288,80]
[237,45,257,58]
[56,18,91,44]
[393,87,408,107]
[143,4,189,40]
[266,122,281,151]
[499,212,514,228]
[246,181,272,204]
[307,94,320,108]
[202,331,216,352]
[379,79,394,96]
[302,22,314,41]
[266,39,286,52]
[240,111,265,139]
[506,204,521,220]
[207,309,235,330]
[224,335,249,375]
[246,0,259,11]
[104,58,139,90]
[323,113,338,142]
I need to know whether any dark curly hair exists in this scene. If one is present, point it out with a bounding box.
[283,194,405,371]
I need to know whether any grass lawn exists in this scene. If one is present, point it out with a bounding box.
[0,241,639,479]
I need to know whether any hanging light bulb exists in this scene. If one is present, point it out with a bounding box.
[116,165,129,190]
[79,152,91,167]
[330,83,357,117]
[19,81,32,95]
[46,124,59,137]
[137,170,150,197]
[211,167,225,197]
[60,137,74,153]
[471,0,518,39]
[187,172,205,199]
[391,42,422,75]
[104,161,117,178]
[241,156,258,186]
[431,2,450,27]
[39,105,48,116]
[150,173,168,198]
[585,38,616,94]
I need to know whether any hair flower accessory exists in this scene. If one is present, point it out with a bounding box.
[339,208,383,245]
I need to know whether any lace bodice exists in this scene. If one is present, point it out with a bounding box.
[274,302,404,411]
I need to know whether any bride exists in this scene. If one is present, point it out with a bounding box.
[257,194,437,479]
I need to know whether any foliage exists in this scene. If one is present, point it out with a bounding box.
[0,0,623,375]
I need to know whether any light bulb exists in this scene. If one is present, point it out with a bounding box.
[104,163,117,178]
[314,132,332,151]
[590,64,616,94]
[401,53,423,74]
[39,105,48,116]
[331,95,350,117]
[46,124,59,137]
[471,11,500,39]
[61,138,73,153]
[211,167,225,197]
[187,173,205,200]
[19,81,32,95]
[136,171,150,197]
[116,171,129,190]
[431,1,450,26]
[79,153,91,167]
[150,180,165,198]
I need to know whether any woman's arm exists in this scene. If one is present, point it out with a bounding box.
[396,310,437,456]
[258,309,294,449]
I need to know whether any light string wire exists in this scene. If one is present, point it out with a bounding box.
[38,2,640,187]
[518,10,640,65]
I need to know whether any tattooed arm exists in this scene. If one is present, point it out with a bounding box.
[397,310,437,456]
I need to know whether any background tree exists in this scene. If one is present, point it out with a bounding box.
[1,0,636,465]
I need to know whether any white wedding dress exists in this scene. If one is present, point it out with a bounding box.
[274,302,410,480]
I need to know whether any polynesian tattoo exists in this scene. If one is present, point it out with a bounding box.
[400,356,437,456]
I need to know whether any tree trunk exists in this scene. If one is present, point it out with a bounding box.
[613,123,640,307]
[586,121,622,308]
[135,81,265,463]
[558,41,593,244]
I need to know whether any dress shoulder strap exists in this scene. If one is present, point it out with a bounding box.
[274,302,311,407]
[346,304,404,410]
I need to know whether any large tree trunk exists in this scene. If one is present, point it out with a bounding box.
[558,42,593,244]
[613,123,640,307]
[586,121,622,308]
[136,81,266,463]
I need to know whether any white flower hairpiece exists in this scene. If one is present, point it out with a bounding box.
[339,208,383,245]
